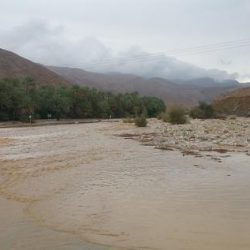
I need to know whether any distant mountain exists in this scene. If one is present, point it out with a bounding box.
[49,66,239,106]
[213,87,250,116]
[0,48,245,107]
[176,77,239,87]
[0,48,70,85]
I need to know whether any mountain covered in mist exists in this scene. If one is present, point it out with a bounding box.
[48,66,239,106]
[0,47,244,106]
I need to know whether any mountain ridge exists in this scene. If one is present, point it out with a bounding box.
[48,65,239,106]
[0,48,70,86]
[0,47,245,107]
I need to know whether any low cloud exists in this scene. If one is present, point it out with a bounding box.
[0,20,238,81]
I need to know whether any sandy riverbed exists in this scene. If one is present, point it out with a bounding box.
[0,119,250,250]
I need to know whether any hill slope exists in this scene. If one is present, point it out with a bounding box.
[213,87,250,116]
[0,48,70,85]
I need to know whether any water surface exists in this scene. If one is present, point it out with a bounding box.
[0,122,250,250]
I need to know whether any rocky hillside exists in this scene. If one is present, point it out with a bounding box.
[0,48,70,85]
[213,87,250,116]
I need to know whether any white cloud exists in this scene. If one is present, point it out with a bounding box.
[0,20,239,81]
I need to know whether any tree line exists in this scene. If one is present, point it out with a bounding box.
[0,78,166,121]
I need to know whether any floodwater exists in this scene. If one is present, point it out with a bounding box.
[0,121,250,250]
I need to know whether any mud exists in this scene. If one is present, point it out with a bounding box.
[0,120,250,250]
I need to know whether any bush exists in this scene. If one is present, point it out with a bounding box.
[190,102,216,119]
[189,107,203,119]
[168,107,187,124]
[134,115,147,127]
[158,112,169,122]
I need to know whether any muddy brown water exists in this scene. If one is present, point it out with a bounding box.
[0,121,250,250]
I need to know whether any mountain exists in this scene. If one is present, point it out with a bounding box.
[0,48,244,107]
[176,77,239,87]
[49,66,239,106]
[0,48,70,85]
[213,87,250,116]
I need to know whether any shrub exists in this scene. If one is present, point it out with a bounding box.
[134,115,147,127]
[189,107,203,119]
[190,102,216,119]
[168,107,187,124]
[158,112,169,122]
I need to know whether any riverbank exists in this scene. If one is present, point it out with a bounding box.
[118,117,250,161]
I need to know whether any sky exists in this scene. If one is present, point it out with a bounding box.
[0,0,249,82]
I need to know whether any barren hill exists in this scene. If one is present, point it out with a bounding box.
[213,87,250,116]
[0,48,70,85]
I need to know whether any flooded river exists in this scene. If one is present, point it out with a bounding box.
[0,121,250,250]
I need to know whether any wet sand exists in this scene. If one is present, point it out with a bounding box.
[0,120,250,250]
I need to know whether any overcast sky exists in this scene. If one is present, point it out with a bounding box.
[0,0,249,81]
